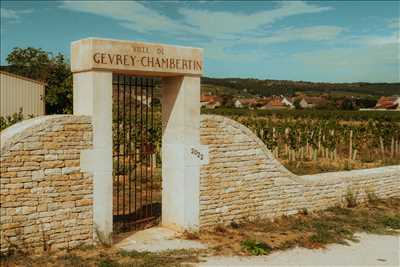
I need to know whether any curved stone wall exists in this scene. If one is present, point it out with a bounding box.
[199,115,400,227]
[0,115,93,253]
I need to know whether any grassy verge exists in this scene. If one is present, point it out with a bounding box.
[283,158,400,175]
[0,247,203,267]
[189,197,400,256]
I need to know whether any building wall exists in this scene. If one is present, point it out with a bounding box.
[199,115,400,227]
[0,115,93,253]
[0,72,45,117]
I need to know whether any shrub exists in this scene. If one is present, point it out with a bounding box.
[345,189,358,208]
[0,108,26,131]
[240,239,272,255]
[366,189,378,203]
[382,215,400,229]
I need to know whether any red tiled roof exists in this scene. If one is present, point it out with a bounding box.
[376,96,399,109]
[303,96,327,105]
[267,98,286,107]
[238,98,258,105]
[201,95,221,103]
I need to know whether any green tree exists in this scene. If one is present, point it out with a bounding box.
[340,98,356,111]
[293,98,302,109]
[6,47,73,114]
[6,47,51,81]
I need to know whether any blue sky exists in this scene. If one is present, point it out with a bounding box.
[1,1,399,82]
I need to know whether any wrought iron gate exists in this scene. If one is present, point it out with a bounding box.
[112,74,161,233]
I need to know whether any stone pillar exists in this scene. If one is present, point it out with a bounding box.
[73,71,113,244]
[161,76,202,230]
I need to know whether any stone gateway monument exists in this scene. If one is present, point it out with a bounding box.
[71,38,208,243]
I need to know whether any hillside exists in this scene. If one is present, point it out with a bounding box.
[201,77,400,97]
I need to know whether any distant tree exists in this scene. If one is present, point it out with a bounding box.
[356,98,378,109]
[6,47,73,114]
[220,95,235,108]
[293,98,302,109]
[6,47,52,81]
[340,98,356,110]
[44,54,73,114]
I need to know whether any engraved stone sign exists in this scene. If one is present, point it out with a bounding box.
[71,38,203,76]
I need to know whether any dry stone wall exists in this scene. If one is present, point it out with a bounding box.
[199,115,400,228]
[0,115,93,253]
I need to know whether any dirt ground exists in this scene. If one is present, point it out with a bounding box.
[186,197,400,256]
[198,233,400,267]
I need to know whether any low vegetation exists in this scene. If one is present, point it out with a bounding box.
[0,109,30,131]
[240,239,272,256]
[191,197,400,256]
[1,247,203,267]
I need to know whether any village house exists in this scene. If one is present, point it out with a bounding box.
[375,96,400,110]
[299,96,327,109]
[234,98,258,108]
[201,95,222,109]
[259,96,294,110]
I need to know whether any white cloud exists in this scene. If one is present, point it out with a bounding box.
[343,29,399,47]
[60,1,340,62]
[179,1,332,38]
[60,1,334,41]
[200,25,345,63]
[362,33,399,46]
[60,1,192,36]
[1,8,33,23]
[388,18,400,29]
[292,42,399,82]
[240,25,345,45]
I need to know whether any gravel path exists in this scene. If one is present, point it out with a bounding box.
[198,233,400,267]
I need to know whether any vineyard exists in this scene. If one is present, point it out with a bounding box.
[204,108,400,174]
[202,108,400,122]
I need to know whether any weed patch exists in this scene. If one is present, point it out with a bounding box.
[345,189,358,208]
[381,215,400,229]
[1,247,202,267]
[241,239,272,255]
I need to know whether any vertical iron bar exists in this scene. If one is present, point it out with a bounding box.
[134,77,138,227]
[129,76,132,215]
[140,77,143,224]
[116,74,120,217]
[150,78,154,218]
[123,75,126,216]
[144,77,149,218]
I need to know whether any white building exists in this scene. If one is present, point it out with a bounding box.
[282,97,294,109]
[0,71,45,117]
[234,99,244,108]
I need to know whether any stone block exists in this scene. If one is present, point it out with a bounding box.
[44,154,58,161]
[44,168,62,176]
